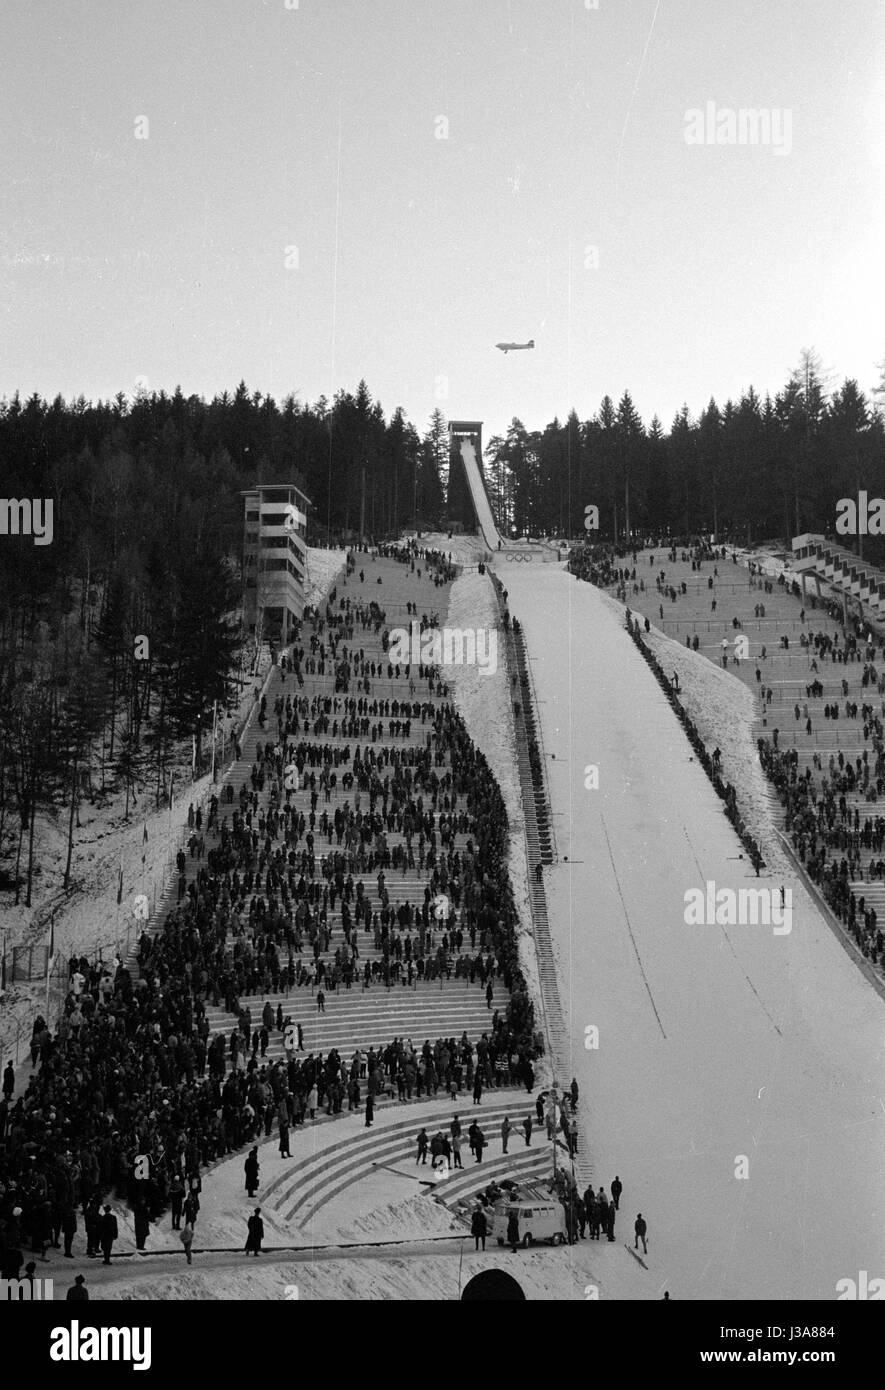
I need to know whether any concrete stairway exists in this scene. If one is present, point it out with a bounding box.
[258,1092,550,1226]
[203,980,499,1060]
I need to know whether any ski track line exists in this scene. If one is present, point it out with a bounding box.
[682,825,784,1040]
[600,814,667,1039]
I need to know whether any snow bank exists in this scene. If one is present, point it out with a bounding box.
[106,1242,652,1302]
[442,566,545,1063]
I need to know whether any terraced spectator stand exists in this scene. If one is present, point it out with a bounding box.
[490,573,591,1189]
[144,549,512,1065]
[203,981,498,1064]
[585,541,885,984]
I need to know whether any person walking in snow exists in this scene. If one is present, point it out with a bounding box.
[523,1114,532,1146]
[634,1214,647,1254]
[180,1223,194,1266]
[416,1128,429,1164]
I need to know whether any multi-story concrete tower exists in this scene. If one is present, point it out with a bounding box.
[242,482,311,645]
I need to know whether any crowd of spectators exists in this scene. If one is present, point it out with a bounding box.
[0,542,539,1273]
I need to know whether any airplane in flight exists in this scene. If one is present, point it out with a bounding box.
[495,339,535,354]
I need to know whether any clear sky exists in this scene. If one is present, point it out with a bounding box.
[2,0,884,442]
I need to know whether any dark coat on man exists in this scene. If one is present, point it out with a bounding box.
[245,1211,264,1253]
[244,1149,260,1193]
[99,1210,118,1260]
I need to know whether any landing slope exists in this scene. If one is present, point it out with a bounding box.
[500,561,885,1300]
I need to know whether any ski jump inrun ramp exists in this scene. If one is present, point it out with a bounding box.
[451,424,558,559]
[456,434,503,550]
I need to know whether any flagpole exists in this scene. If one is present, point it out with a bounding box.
[44,911,54,1021]
[211,700,218,784]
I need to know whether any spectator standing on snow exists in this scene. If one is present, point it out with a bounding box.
[99,1205,118,1265]
[61,1206,77,1258]
[474,1126,486,1164]
[471,1208,488,1251]
[507,1210,520,1252]
[169,1173,184,1229]
[134,1200,150,1252]
[596,1189,609,1240]
[606,1199,616,1242]
[244,1147,260,1197]
[611,1176,622,1210]
[245,1208,264,1256]
[585,1188,599,1240]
